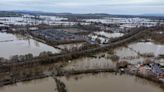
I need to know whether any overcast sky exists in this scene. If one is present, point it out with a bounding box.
[0,0,164,14]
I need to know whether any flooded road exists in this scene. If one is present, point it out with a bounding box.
[0,73,163,92]
[0,32,60,58]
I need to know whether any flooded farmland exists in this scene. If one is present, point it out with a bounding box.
[0,4,163,92]
[0,32,60,58]
[128,42,164,56]
[0,73,163,92]
[56,42,85,50]
[0,77,58,92]
[0,31,164,92]
[0,39,163,92]
[59,73,164,92]
[115,41,164,64]
[115,42,164,57]
[63,55,116,71]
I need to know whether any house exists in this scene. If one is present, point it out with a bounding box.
[138,63,164,79]
[149,63,163,76]
[138,65,152,76]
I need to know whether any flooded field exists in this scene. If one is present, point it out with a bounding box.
[0,33,164,92]
[114,41,164,64]
[128,42,164,56]
[0,73,163,92]
[63,41,164,71]
[0,32,60,58]
[59,73,164,92]
[115,47,138,58]
[94,31,124,38]
[63,55,115,71]
[0,77,58,92]
[115,42,164,57]
[56,42,84,50]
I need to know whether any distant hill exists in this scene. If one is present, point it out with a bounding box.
[0,10,164,20]
[0,11,22,17]
[11,11,111,19]
[141,14,164,17]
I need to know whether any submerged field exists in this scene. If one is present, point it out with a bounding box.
[0,32,60,59]
[0,73,163,92]
[0,27,164,92]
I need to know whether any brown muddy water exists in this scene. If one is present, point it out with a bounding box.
[115,42,164,57]
[0,33,164,92]
[115,42,164,64]
[56,42,84,50]
[0,73,163,92]
[128,42,164,56]
[63,55,116,71]
[0,32,60,58]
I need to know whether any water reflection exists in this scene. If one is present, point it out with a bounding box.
[63,56,115,71]
[114,42,164,64]
[129,42,164,56]
[0,73,163,92]
[56,43,84,50]
[0,33,164,92]
[0,77,58,92]
[59,73,164,92]
[0,32,60,58]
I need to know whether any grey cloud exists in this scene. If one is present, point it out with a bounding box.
[0,0,164,14]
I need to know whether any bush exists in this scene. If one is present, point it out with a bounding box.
[110,55,120,61]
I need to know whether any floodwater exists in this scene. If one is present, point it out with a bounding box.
[56,42,84,50]
[114,42,164,64]
[115,42,164,57]
[115,46,145,64]
[0,77,57,92]
[63,55,115,71]
[0,32,60,58]
[60,73,164,92]
[0,73,163,92]
[0,34,164,92]
[129,42,164,56]
[115,47,138,58]
[94,31,124,38]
